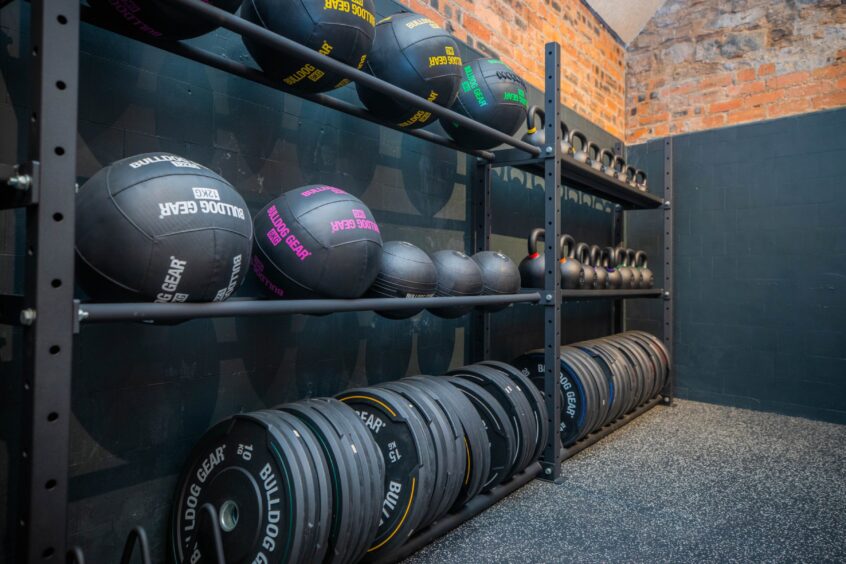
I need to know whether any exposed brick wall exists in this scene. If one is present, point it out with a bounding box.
[396,0,627,139]
[626,0,846,143]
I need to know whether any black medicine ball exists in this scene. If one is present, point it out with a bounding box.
[428,250,483,318]
[75,153,253,303]
[241,0,376,93]
[367,241,437,319]
[472,251,521,312]
[441,58,529,150]
[253,185,383,299]
[356,13,463,129]
[87,0,242,40]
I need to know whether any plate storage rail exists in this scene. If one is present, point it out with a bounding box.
[0,0,673,561]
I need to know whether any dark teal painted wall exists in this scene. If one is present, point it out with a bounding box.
[628,108,846,425]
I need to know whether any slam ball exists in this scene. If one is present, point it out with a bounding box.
[87,0,242,40]
[242,0,377,93]
[472,251,521,312]
[75,153,253,303]
[253,185,383,299]
[428,250,483,318]
[367,241,438,319]
[441,59,529,150]
[356,13,463,129]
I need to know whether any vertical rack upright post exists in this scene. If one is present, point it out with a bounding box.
[16,0,80,561]
[662,137,674,403]
[539,42,562,481]
[470,157,493,363]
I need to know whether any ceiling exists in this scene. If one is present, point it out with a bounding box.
[584,0,667,44]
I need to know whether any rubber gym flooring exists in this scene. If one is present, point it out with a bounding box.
[405,399,846,562]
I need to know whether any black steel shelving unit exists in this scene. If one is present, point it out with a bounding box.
[0,0,673,561]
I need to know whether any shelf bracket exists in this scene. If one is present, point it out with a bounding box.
[0,161,40,209]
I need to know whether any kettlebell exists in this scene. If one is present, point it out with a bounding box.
[590,244,608,289]
[522,106,546,148]
[613,156,627,182]
[560,121,573,156]
[559,234,583,290]
[625,166,638,188]
[588,143,603,171]
[603,246,621,289]
[635,250,654,289]
[518,228,546,288]
[600,149,616,177]
[615,247,634,289]
[635,170,648,192]
[570,130,589,163]
[626,248,642,288]
[575,242,596,289]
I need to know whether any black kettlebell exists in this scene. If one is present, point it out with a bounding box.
[625,166,638,188]
[560,121,573,156]
[603,247,621,289]
[559,234,583,290]
[615,247,634,289]
[521,106,546,148]
[590,244,608,289]
[588,143,603,171]
[575,242,596,289]
[635,250,654,289]
[635,170,648,192]
[626,248,643,288]
[518,228,546,288]
[570,130,590,163]
[613,156,627,182]
[600,149,616,177]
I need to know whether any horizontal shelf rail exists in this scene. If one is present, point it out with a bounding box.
[492,149,665,210]
[76,293,541,324]
[560,288,664,300]
[561,395,664,461]
[387,462,542,563]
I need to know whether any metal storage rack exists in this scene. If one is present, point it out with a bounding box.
[0,0,673,561]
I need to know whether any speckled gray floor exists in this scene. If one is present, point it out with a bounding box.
[404,399,846,563]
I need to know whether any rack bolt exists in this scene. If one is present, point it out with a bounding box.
[20,308,36,326]
[544,467,552,475]
[545,146,553,154]
[6,174,32,191]
[77,309,89,322]
[663,291,670,299]
[663,200,671,209]
[545,294,553,301]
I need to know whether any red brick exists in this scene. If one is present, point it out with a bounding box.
[726,107,767,125]
[812,91,846,109]
[757,63,776,76]
[766,71,810,89]
[736,68,756,82]
[709,99,743,113]
[767,98,811,118]
[702,114,727,128]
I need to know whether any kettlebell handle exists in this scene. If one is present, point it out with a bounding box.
[635,250,648,268]
[559,233,576,259]
[527,227,545,256]
[569,130,588,152]
[625,248,636,266]
[600,149,615,168]
[602,246,616,269]
[526,106,545,134]
[588,142,602,163]
[575,241,591,264]
[590,244,603,267]
[612,246,626,267]
[613,156,626,174]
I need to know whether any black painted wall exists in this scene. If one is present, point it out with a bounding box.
[628,107,846,425]
[0,1,623,560]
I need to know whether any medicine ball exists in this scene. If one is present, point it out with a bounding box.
[356,13,463,129]
[252,185,383,299]
[75,153,253,303]
[87,0,242,40]
[441,59,529,150]
[428,250,483,318]
[241,0,376,93]
[368,241,438,319]
[472,251,521,312]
